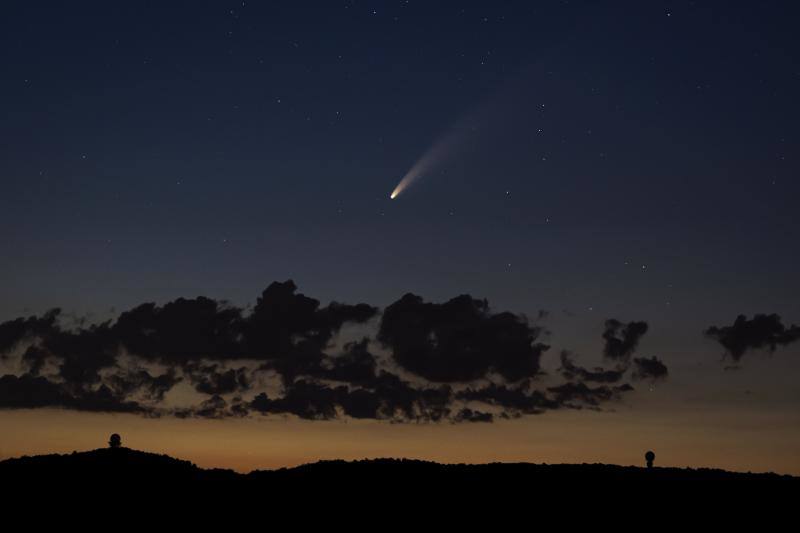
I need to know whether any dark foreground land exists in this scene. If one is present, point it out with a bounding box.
[1,450,796,526]
[1,448,796,498]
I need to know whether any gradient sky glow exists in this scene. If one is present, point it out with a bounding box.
[1,1,799,474]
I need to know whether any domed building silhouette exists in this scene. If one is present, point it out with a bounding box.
[109,433,122,449]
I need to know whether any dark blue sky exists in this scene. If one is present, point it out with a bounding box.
[2,0,799,323]
[2,1,800,474]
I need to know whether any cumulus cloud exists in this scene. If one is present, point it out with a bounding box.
[378,293,549,382]
[453,408,494,423]
[632,356,668,382]
[457,383,558,415]
[247,370,455,423]
[602,319,649,362]
[246,281,377,359]
[0,282,641,422]
[558,351,625,383]
[105,368,181,402]
[0,374,149,414]
[185,363,250,395]
[174,394,249,419]
[705,314,800,362]
[0,309,61,354]
[547,381,634,408]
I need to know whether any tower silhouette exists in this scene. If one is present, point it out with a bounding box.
[645,450,655,468]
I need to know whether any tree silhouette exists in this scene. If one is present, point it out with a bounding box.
[109,433,122,449]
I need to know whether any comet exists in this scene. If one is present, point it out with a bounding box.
[389,171,418,200]
[389,65,546,199]
[389,116,475,200]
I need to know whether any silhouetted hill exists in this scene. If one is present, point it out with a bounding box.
[0,447,240,484]
[250,456,799,483]
[2,448,797,507]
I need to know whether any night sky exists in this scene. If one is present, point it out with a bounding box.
[1,1,799,474]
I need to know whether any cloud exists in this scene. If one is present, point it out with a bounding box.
[21,345,51,376]
[0,279,375,379]
[321,339,378,386]
[260,337,380,386]
[457,378,635,416]
[0,309,60,354]
[249,381,343,420]
[378,293,549,382]
[113,280,377,370]
[105,368,182,402]
[558,351,625,383]
[602,319,649,362]
[185,363,250,395]
[0,282,641,422]
[246,281,378,359]
[248,372,454,422]
[0,374,149,414]
[458,383,558,415]
[547,382,634,408]
[453,408,494,423]
[0,373,71,409]
[112,297,245,364]
[705,314,800,362]
[632,356,668,382]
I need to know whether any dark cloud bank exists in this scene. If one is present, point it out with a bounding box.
[0,281,668,423]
